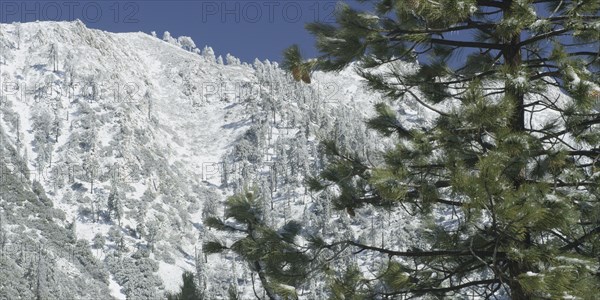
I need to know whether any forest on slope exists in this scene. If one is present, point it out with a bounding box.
[1,0,600,297]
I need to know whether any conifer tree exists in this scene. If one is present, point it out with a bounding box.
[48,43,58,72]
[283,0,600,298]
[167,271,202,300]
[107,183,123,226]
[203,189,311,300]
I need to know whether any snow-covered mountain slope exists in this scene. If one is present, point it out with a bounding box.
[0,20,427,299]
[0,20,581,299]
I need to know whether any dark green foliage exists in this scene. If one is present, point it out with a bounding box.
[282,44,316,83]
[31,180,53,207]
[366,103,411,137]
[107,183,123,225]
[328,264,371,300]
[167,271,202,300]
[201,240,227,254]
[204,189,311,299]
[233,127,263,163]
[227,284,239,300]
[290,0,600,298]
[106,255,163,299]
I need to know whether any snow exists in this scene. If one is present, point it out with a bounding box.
[2,20,400,298]
[555,256,592,265]
[108,275,127,300]
[322,37,347,43]
[0,19,592,299]
[531,19,548,29]
[358,13,380,21]
[158,261,187,293]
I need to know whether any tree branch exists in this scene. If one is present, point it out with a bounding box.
[380,278,502,296]
[429,38,503,49]
[331,240,505,258]
[560,226,600,251]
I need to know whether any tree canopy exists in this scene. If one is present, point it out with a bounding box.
[278,0,600,298]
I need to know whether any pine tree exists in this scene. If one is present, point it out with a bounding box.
[0,214,7,255]
[284,0,600,298]
[82,149,99,193]
[194,246,207,298]
[107,183,123,226]
[48,43,58,72]
[92,233,105,255]
[203,189,311,300]
[167,271,202,300]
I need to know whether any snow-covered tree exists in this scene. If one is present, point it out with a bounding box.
[201,46,216,64]
[48,43,58,72]
[225,53,240,66]
[0,37,14,65]
[162,31,179,46]
[31,106,55,177]
[107,182,124,226]
[166,271,201,300]
[14,22,22,49]
[177,36,196,52]
[144,219,162,252]
[82,149,99,193]
[92,233,105,251]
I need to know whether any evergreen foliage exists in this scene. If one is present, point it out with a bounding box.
[204,189,311,300]
[282,45,315,84]
[281,0,600,298]
[167,271,202,300]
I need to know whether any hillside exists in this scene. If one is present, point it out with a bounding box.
[0,20,582,299]
[0,20,433,299]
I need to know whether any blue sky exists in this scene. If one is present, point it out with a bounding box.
[0,0,369,63]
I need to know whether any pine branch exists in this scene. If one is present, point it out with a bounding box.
[560,226,600,251]
[387,23,494,36]
[566,150,600,158]
[546,15,600,22]
[568,51,600,57]
[428,39,503,50]
[328,240,505,258]
[356,193,463,207]
[379,278,502,296]
[518,28,572,48]
[540,118,600,140]
[524,180,597,187]
[436,198,465,206]
[476,0,508,8]
[530,71,562,80]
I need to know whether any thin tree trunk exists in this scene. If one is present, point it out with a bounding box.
[502,1,530,298]
[505,38,524,131]
[253,261,278,300]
